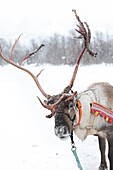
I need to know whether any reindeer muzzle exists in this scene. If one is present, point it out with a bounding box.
[54,125,70,139]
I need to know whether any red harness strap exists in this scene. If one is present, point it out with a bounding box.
[75,100,82,127]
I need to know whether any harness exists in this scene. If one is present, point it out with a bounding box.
[66,90,95,169]
[69,100,83,170]
[91,102,113,124]
[65,100,82,127]
[69,91,113,170]
[74,100,82,127]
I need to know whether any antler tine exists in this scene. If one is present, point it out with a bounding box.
[73,35,83,39]
[84,22,91,43]
[19,56,31,66]
[63,10,87,91]
[0,35,49,99]
[84,22,97,57]
[72,10,97,57]
[28,44,45,57]
[63,10,97,92]
[10,34,22,61]
[38,97,56,118]
[72,9,86,33]
[19,44,45,66]
[37,93,71,118]
[65,91,77,102]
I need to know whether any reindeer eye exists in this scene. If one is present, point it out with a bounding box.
[69,103,73,108]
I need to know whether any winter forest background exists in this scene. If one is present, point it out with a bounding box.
[1,30,113,66]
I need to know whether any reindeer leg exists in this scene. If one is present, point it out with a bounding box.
[98,137,108,170]
[107,135,113,170]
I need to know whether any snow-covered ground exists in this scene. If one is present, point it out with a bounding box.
[0,63,112,170]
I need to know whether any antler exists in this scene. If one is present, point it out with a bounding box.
[0,10,97,119]
[37,91,77,118]
[64,10,97,92]
[19,44,45,66]
[37,10,98,118]
[0,35,49,99]
[38,95,67,118]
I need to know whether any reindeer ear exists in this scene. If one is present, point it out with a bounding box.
[75,91,78,98]
[73,92,80,102]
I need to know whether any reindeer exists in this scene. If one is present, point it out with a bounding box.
[0,10,113,170]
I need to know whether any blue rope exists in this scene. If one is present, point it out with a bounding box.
[70,120,83,169]
[71,145,83,170]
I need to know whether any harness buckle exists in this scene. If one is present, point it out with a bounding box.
[71,143,77,151]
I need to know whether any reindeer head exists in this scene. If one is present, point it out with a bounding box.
[0,10,97,140]
[52,93,78,139]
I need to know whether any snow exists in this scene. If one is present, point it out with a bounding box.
[0,63,112,170]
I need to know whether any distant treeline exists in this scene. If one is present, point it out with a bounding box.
[0,30,113,65]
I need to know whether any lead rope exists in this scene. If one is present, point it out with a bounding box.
[70,100,83,170]
[70,132,83,170]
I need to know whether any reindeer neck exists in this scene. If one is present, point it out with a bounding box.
[73,89,97,141]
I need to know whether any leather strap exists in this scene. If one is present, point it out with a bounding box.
[75,100,82,127]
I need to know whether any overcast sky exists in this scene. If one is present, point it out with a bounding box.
[1,0,113,43]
